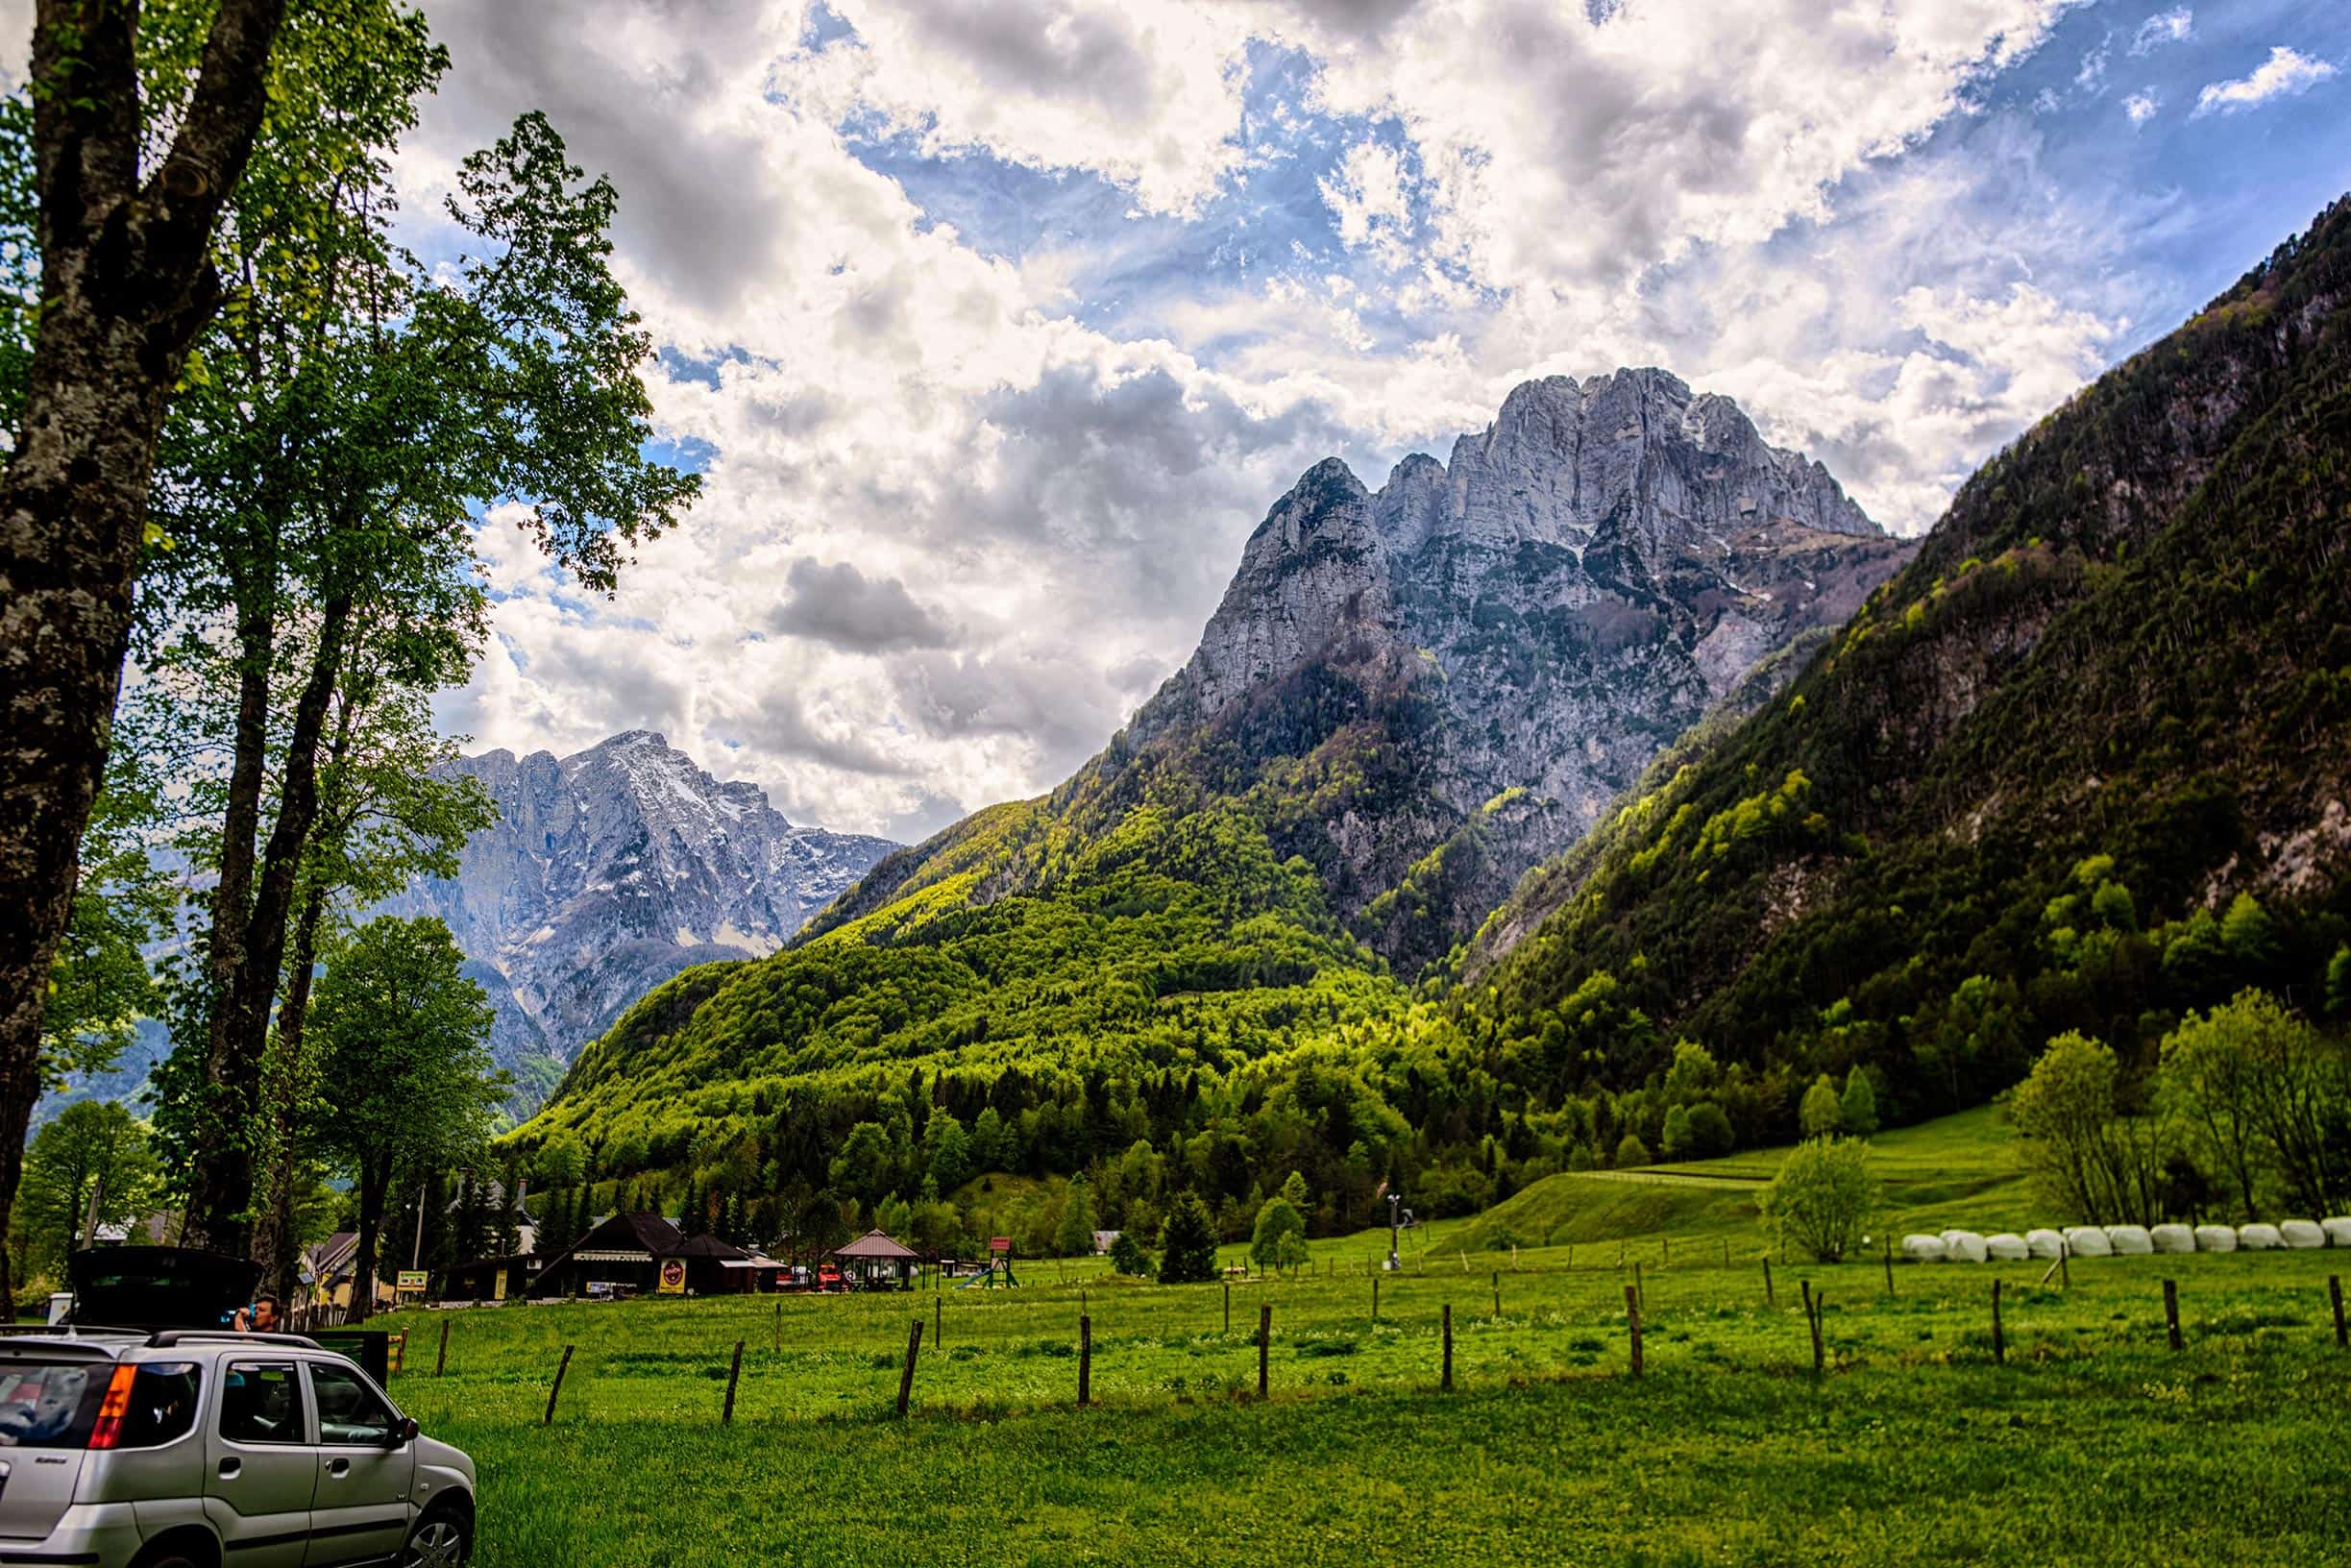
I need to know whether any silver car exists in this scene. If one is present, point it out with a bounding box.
[0,1328,475,1567]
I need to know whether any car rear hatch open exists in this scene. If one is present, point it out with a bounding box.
[0,1347,110,1542]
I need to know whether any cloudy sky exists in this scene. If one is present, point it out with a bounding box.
[359,2,2347,838]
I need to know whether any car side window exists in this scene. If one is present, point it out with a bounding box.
[308,1361,396,1446]
[117,1363,203,1449]
[218,1362,306,1446]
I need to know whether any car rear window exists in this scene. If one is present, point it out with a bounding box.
[0,1362,102,1448]
[0,1360,205,1451]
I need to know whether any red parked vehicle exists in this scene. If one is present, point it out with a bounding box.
[816,1263,845,1293]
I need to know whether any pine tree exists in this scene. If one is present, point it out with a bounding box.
[494,1164,522,1256]
[1054,1175,1097,1257]
[1839,1069,1880,1136]
[1158,1193,1218,1285]
[1800,1074,1844,1137]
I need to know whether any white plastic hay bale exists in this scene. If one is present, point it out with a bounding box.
[2278,1219,2325,1250]
[2322,1217,2351,1248]
[2237,1223,2284,1251]
[1940,1230,1989,1263]
[2025,1229,2068,1259]
[1902,1234,1949,1263]
[1986,1233,2030,1262]
[2193,1224,2238,1253]
[2104,1225,2153,1256]
[2149,1224,2195,1255]
[2064,1226,2114,1258]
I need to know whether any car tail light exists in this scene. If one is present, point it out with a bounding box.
[86,1363,138,1451]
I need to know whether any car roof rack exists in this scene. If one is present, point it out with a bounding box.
[146,1330,324,1350]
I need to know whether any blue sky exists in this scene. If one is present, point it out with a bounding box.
[380,0,2350,841]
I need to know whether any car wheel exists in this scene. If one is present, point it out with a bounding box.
[403,1509,471,1568]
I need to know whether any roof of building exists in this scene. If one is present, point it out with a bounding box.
[832,1229,921,1261]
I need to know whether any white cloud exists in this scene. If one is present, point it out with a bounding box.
[2130,7,2193,56]
[395,0,2208,838]
[1319,139,1414,267]
[2193,45,2338,117]
[787,0,1256,217]
[2124,89,2161,125]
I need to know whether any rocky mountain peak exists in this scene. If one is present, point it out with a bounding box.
[1121,369,1915,970]
[380,733,894,1111]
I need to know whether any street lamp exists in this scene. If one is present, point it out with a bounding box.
[1386,1191,1401,1273]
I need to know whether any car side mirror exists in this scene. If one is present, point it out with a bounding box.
[389,1416,418,1447]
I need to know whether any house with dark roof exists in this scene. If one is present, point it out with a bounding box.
[527,1213,753,1298]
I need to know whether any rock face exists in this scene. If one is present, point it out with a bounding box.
[1118,369,1915,969]
[382,731,894,1110]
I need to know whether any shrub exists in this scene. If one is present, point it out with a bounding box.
[1757,1136,1879,1262]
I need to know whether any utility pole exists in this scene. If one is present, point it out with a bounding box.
[411,1183,429,1271]
[1386,1192,1402,1272]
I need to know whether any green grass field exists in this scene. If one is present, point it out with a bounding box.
[375,1112,2351,1565]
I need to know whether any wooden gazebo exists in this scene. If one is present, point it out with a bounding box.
[831,1229,921,1287]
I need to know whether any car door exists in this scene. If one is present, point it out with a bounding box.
[302,1359,413,1567]
[203,1360,316,1568]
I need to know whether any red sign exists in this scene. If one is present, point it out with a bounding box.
[657,1259,687,1294]
[989,1237,1012,1254]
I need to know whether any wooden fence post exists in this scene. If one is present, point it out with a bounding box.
[1882,1237,1894,1296]
[1441,1303,1454,1391]
[543,1344,575,1426]
[1079,1313,1091,1408]
[2059,1245,2070,1290]
[2332,1276,2346,1350]
[1763,1259,1775,1307]
[1372,1275,1380,1323]
[1257,1303,1271,1399]
[934,1292,942,1351]
[1224,1283,1231,1335]
[1632,1260,1643,1315]
[2164,1279,2183,1352]
[435,1317,449,1378]
[1624,1286,1643,1378]
[1991,1280,2004,1364]
[1492,1270,1500,1317]
[1801,1282,1824,1376]
[895,1318,923,1419]
[1662,1237,1670,1266]
[773,1300,781,1355]
[722,1339,744,1425]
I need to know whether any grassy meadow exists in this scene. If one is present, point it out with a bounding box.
[374,1112,2351,1566]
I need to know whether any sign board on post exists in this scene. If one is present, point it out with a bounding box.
[989,1237,1012,1255]
[492,1268,509,1303]
[657,1260,687,1295]
[395,1270,429,1293]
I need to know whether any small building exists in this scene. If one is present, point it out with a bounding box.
[527,1213,753,1298]
[831,1229,922,1288]
[1091,1230,1121,1256]
[436,1253,542,1303]
[303,1232,363,1311]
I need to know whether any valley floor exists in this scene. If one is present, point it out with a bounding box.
[380,1232,2349,1565]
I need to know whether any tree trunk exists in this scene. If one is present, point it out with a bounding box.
[183,591,352,1249]
[250,885,326,1303]
[0,0,289,1316]
[348,1157,391,1327]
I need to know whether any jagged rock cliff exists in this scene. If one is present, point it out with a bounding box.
[382,731,893,1109]
[1099,369,1914,968]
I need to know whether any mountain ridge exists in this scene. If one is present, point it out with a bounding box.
[381,729,894,1109]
